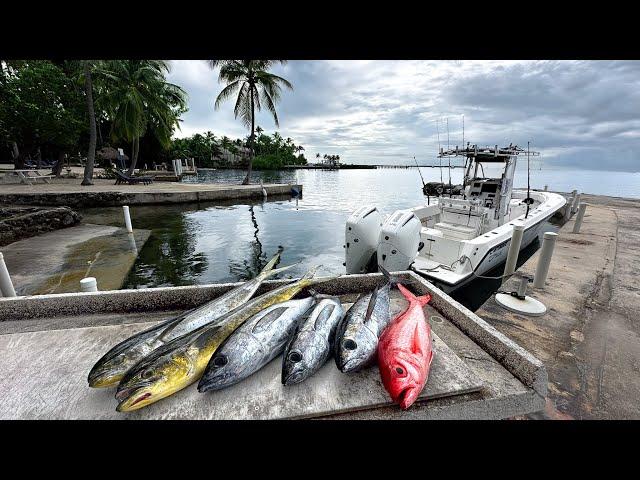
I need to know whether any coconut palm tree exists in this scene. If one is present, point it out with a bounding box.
[208,60,292,184]
[82,60,97,186]
[100,60,187,175]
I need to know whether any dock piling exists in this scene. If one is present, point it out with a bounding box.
[544,185,548,191]
[572,203,588,234]
[0,252,17,297]
[564,195,574,221]
[572,193,581,215]
[503,224,524,281]
[533,232,558,289]
[122,206,133,233]
[80,277,98,292]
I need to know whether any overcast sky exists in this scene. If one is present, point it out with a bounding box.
[167,60,639,172]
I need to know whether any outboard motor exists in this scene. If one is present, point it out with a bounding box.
[377,210,422,272]
[345,206,382,274]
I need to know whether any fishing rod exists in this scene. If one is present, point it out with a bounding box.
[436,119,443,186]
[525,141,531,219]
[447,118,452,198]
[414,155,430,204]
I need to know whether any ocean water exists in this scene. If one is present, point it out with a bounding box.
[80,167,634,310]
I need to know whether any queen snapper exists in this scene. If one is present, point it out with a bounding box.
[88,249,294,388]
[115,266,325,412]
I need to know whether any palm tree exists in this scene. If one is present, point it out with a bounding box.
[208,60,292,184]
[82,60,97,186]
[100,60,187,175]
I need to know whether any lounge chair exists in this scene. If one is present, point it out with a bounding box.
[114,169,156,185]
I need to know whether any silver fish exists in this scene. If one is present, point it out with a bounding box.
[197,296,317,392]
[88,249,294,388]
[282,297,345,385]
[334,269,394,372]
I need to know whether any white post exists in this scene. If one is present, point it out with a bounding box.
[564,195,574,221]
[0,252,17,297]
[80,277,98,292]
[503,224,524,280]
[572,193,581,214]
[260,181,267,198]
[572,203,588,234]
[122,205,133,233]
[544,185,548,191]
[533,232,558,289]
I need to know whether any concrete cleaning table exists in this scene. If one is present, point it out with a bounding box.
[0,272,546,420]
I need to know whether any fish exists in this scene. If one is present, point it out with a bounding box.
[334,267,394,373]
[197,295,318,393]
[114,266,325,412]
[282,296,345,385]
[377,283,433,410]
[88,249,293,388]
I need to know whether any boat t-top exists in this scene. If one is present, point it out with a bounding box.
[344,143,566,293]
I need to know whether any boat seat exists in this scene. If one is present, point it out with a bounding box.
[434,221,478,240]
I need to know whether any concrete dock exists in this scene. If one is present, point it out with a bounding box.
[475,193,640,419]
[0,178,302,208]
[0,272,545,420]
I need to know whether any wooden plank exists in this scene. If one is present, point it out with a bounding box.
[0,299,483,420]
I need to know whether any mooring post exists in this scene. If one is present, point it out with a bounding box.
[260,181,267,198]
[503,224,524,281]
[80,277,98,292]
[0,252,17,297]
[572,203,588,234]
[122,205,133,233]
[564,195,574,221]
[544,185,548,191]
[572,193,581,214]
[533,232,558,289]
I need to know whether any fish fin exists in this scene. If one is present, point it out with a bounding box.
[397,283,431,307]
[313,303,337,331]
[251,306,289,334]
[262,263,297,279]
[378,265,399,286]
[258,248,285,276]
[363,287,379,323]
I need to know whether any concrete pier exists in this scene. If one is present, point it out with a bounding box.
[475,194,640,419]
[0,179,303,208]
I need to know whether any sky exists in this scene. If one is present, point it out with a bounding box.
[167,60,640,172]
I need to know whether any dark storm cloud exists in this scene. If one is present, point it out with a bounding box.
[168,60,640,171]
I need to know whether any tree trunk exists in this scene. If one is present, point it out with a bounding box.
[242,87,255,185]
[82,61,97,186]
[128,137,139,175]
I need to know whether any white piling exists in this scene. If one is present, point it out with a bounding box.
[80,277,98,292]
[572,193,581,214]
[122,205,133,233]
[0,252,17,297]
[533,232,558,289]
[572,203,588,234]
[544,185,548,191]
[564,195,574,221]
[260,181,267,198]
[503,224,524,280]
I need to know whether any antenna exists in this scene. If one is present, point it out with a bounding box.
[436,119,443,186]
[525,141,531,219]
[446,118,451,197]
[462,114,464,148]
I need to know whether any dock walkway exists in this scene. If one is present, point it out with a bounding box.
[475,194,640,419]
[0,178,302,208]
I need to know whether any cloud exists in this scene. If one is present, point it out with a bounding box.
[167,60,640,172]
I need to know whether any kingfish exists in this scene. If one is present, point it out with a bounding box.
[378,283,434,410]
[88,249,293,388]
[115,266,325,412]
[334,267,394,373]
[282,297,345,385]
[197,296,318,393]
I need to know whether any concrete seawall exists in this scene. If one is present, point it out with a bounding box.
[0,181,302,208]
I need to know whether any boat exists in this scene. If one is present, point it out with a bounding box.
[344,143,566,293]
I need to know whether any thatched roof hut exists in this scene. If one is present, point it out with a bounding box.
[97,146,129,162]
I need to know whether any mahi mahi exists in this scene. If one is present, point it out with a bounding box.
[115,266,326,412]
[88,249,293,388]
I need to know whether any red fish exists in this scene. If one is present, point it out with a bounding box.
[378,283,434,409]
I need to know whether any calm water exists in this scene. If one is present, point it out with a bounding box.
[80,167,633,310]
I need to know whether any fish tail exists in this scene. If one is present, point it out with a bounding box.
[378,265,399,286]
[397,283,431,306]
[298,265,325,288]
[262,263,297,279]
[258,247,285,277]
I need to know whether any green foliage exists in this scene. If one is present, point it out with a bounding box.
[252,154,284,170]
[0,61,85,152]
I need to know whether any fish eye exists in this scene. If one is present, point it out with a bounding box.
[343,339,357,351]
[288,351,302,363]
[395,367,404,375]
[212,355,228,368]
[142,369,154,379]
